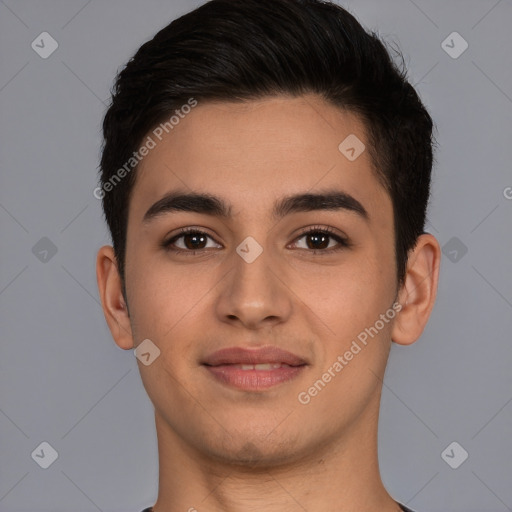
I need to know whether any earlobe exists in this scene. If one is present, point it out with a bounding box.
[96,245,134,350]
[391,233,441,346]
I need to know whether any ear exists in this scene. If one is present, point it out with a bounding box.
[96,245,134,350]
[391,233,441,346]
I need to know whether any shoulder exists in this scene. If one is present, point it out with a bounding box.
[399,504,418,512]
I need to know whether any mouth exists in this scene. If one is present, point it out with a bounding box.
[214,363,296,370]
[202,346,308,391]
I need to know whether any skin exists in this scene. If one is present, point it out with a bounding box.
[97,94,440,512]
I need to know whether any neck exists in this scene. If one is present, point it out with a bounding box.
[150,390,401,512]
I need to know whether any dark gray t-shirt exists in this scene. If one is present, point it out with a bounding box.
[141,503,416,511]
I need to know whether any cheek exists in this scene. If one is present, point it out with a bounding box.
[126,258,209,390]
[125,248,211,342]
[292,252,395,333]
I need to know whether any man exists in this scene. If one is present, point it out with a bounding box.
[96,0,440,510]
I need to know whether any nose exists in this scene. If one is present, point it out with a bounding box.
[214,241,293,331]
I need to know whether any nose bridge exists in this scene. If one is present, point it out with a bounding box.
[234,237,274,292]
[215,235,292,328]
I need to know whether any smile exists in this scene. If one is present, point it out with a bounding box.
[204,363,306,391]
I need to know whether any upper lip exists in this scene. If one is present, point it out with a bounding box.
[202,346,307,367]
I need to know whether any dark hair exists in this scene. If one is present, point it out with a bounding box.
[99,0,435,294]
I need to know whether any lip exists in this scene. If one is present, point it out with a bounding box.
[202,346,308,391]
[202,346,307,367]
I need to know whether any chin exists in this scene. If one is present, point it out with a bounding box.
[202,428,309,470]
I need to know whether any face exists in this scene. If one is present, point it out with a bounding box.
[121,94,400,466]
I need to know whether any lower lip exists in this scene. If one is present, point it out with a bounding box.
[204,364,306,390]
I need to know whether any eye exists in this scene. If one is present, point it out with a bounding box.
[162,228,222,254]
[290,226,350,253]
[161,225,350,256]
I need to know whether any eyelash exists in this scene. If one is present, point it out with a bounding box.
[161,225,350,256]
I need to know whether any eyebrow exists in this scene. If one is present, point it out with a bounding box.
[142,189,369,224]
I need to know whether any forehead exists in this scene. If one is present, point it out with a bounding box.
[130,94,390,224]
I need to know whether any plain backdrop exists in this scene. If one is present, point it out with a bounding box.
[0,1,511,511]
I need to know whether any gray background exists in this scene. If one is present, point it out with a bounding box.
[1,0,511,511]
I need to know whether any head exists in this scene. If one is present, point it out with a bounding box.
[96,0,440,468]
[99,0,436,293]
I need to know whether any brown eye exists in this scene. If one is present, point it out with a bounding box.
[163,229,222,254]
[291,227,350,253]
[304,232,331,250]
[181,232,208,250]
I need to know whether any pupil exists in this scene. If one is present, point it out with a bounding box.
[308,233,328,249]
[185,233,206,250]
